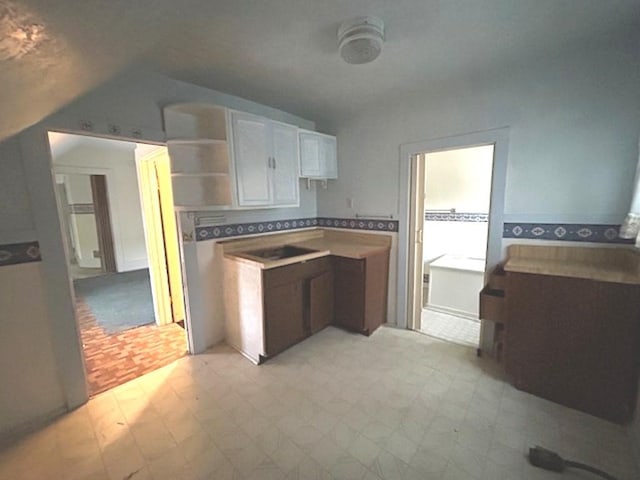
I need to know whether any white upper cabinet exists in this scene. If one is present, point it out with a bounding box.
[299,130,337,179]
[231,112,272,207]
[271,122,300,205]
[164,104,301,210]
[230,111,300,208]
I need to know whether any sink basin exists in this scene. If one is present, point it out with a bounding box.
[244,245,319,261]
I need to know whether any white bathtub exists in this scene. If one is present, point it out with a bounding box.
[426,254,486,319]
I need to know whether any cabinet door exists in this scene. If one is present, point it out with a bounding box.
[310,270,334,333]
[271,123,300,206]
[299,132,322,177]
[321,135,338,179]
[231,112,271,206]
[333,257,366,332]
[264,281,305,356]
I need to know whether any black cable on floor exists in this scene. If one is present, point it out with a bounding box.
[528,446,618,480]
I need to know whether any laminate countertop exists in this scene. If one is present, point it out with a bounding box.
[221,228,392,270]
[503,245,640,285]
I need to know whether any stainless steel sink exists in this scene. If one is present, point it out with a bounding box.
[244,245,318,261]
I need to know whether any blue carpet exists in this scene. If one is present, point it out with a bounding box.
[74,269,155,334]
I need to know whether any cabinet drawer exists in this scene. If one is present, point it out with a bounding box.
[479,285,505,323]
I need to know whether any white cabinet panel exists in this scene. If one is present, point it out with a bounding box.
[299,130,337,179]
[272,123,300,206]
[321,135,337,179]
[300,133,322,178]
[231,112,271,207]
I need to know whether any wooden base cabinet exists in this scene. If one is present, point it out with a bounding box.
[224,245,390,364]
[334,249,389,336]
[505,272,640,424]
[262,257,333,357]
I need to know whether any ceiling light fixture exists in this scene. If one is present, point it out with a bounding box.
[338,16,384,65]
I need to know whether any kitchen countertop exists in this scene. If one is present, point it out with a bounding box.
[504,245,640,285]
[220,228,392,270]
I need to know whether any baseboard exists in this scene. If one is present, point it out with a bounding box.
[118,259,149,272]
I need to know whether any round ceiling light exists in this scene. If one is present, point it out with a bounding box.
[338,16,384,65]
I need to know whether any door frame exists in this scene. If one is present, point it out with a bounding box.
[22,124,190,409]
[90,174,117,273]
[397,128,509,353]
[53,165,119,270]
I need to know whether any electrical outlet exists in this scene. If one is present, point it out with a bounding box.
[346,198,354,209]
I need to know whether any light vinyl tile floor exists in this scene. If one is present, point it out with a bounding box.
[1,326,638,480]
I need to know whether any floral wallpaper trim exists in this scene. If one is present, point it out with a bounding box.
[317,217,399,232]
[503,223,634,244]
[196,217,319,240]
[195,216,400,241]
[424,212,488,222]
[0,241,42,266]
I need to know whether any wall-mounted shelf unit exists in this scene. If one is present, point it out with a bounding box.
[164,104,233,210]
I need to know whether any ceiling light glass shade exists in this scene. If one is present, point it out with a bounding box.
[338,16,384,65]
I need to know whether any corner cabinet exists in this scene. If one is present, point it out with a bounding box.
[164,104,233,209]
[299,130,337,179]
[230,111,300,208]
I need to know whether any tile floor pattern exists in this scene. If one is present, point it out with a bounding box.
[77,296,187,396]
[1,326,638,480]
[420,308,481,348]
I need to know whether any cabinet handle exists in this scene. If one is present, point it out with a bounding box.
[273,157,277,169]
[267,157,272,168]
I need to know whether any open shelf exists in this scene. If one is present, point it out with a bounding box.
[164,104,228,141]
[171,176,232,207]
[168,142,230,175]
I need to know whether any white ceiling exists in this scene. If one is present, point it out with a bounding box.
[1,0,639,141]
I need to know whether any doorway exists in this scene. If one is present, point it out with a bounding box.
[417,145,493,347]
[399,128,508,354]
[49,132,187,396]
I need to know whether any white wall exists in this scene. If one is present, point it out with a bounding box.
[0,138,36,244]
[319,42,640,225]
[318,39,640,326]
[53,143,148,272]
[0,263,66,437]
[423,145,493,264]
[425,145,493,213]
[64,174,101,268]
[0,68,319,426]
[0,138,66,437]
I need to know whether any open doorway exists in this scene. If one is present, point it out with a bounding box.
[417,145,493,347]
[49,132,187,396]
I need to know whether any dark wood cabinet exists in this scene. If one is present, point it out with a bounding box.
[263,257,332,356]
[334,249,389,336]
[264,281,305,356]
[310,270,334,333]
[505,272,640,424]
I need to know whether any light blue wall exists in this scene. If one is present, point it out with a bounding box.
[318,41,640,225]
[0,69,319,437]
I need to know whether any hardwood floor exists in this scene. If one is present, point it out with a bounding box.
[76,296,186,396]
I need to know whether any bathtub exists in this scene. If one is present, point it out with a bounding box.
[426,254,486,319]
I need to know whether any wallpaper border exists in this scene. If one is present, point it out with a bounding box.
[0,241,42,267]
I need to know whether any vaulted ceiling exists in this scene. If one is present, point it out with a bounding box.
[1,0,639,141]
